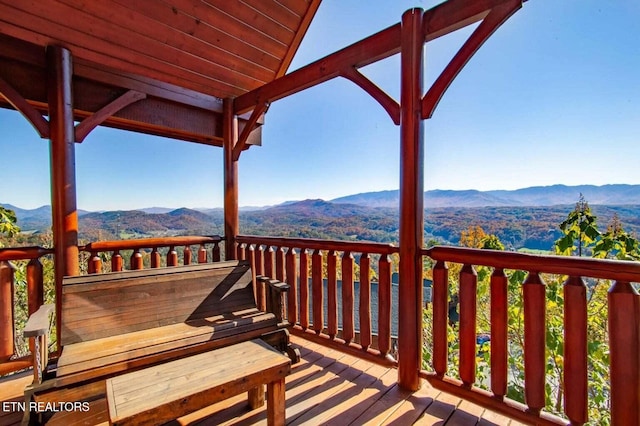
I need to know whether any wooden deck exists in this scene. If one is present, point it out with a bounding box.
[0,335,527,425]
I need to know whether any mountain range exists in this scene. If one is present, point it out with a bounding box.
[332,184,640,208]
[3,184,640,250]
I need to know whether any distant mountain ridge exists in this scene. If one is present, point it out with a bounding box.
[331,184,640,208]
[3,184,640,251]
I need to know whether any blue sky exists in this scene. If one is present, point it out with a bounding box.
[1,0,639,211]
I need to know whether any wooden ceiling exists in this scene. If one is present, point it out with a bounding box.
[0,0,321,144]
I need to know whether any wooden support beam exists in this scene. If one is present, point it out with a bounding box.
[223,98,239,260]
[75,90,146,142]
[422,0,522,118]
[47,45,79,353]
[422,0,522,42]
[234,23,402,115]
[397,8,425,392]
[234,0,520,116]
[0,75,49,138]
[233,103,266,161]
[340,67,400,125]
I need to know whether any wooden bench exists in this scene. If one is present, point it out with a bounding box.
[106,339,291,426]
[23,260,299,424]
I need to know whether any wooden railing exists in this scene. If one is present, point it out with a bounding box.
[0,246,53,375]
[236,235,399,366]
[80,235,223,273]
[422,246,640,425]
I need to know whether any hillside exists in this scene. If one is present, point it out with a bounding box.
[4,184,640,251]
[332,184,640,208]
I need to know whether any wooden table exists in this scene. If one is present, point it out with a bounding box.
[106,339,291,426]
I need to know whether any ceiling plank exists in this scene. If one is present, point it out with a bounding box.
[205,1,294,46]
[0,1,256,97]
[125,0,282,73]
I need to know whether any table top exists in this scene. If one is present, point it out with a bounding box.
[107,339,290,426]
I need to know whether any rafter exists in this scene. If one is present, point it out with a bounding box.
[0,75,49,138]
[422,0,523,119]
[75,90,146,142]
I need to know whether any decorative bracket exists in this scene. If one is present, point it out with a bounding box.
[422,0,522,119]
[232,102,267,161]
[341,67,400,125]
[0,76,50,138]
[75,90,146,142]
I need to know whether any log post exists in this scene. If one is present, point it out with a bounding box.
[47,45,79,353]
[223,98,239,260]
[0,261,15,362]
[397,7,425,391]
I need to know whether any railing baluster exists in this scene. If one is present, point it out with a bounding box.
[299,249,310,330]
[359,253,372,350]
[236,242,245,260]
[432,260,448,376]
[312,249,324,335]
[0,261,15,362]
[151,248,161,268]
[285,248,298,324]
[131,249,144,270]
[264,246,275,279]
[563,275,588,425]
[255,246,266,311]
[459,263,477,387]
[275,247,285,282]
[523,271,546,413]
[26,258,44,358]
[255,245,264,276]
[212,242,221,262]
[167,246,178,267]
[608,280,640,426]
[378,254,392,357]
[183,245,192,265]
[88,251,102,274]
[490,268,508,398]
[112,250,123,272]
[342,251,355,343]
[327,250,338,339]
[198,244,208,263]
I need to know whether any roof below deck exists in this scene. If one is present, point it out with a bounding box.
[0,0,321,145]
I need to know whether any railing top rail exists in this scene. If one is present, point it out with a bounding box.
[80,235,223,252]
[236,235,399,254]
[0,246,53,262]
[425,245,640,282]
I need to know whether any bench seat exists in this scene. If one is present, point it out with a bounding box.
[55,308,279,384]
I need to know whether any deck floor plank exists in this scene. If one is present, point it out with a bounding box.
[0,336,523,426]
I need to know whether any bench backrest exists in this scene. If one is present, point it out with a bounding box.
[60,260,255,346]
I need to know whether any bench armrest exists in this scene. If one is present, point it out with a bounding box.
[257,276,289,324]
[24,303,55,338]
[23,303,54,384]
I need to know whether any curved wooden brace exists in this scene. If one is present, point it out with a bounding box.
[0,76,50,138]
[74,90,146,142]
[233,102,267,161]
[422,0,522,119]
[341,67,400,125]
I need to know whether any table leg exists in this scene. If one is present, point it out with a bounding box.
[267,378,286,426]
[248,385,265,409]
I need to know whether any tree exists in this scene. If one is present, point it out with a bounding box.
[555,194,599,256]
[0,206,20,245]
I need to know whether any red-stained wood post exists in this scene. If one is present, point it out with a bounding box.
[47,45,79,353]
[223,98,239,260]
[608,281,640,425]
[0,261,15,361]
[397,8,425,391]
